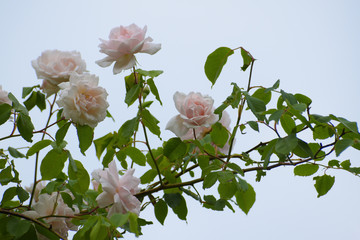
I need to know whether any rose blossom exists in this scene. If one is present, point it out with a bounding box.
[96,23,161,74]
[25,181,46,203]
[56,73,109,128]
[23,193,78,240]
[180,111,231,153]
[0,85,12,106]
[32,50,86,96]
[92,160,141,217]
[166,92,219,137]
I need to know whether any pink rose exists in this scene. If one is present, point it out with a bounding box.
[91,160,141,217]
[56,73,109,128]
[166,92,219,137]
[96,24,161,74]
[0,85,11,106]
[32,50,87,96]
[181,111,231,153]
[23,193,78,240]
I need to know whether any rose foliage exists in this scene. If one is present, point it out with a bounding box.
[0,24,360,239]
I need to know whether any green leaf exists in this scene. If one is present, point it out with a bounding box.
[1,187,17,204]
[164,193,187,221]
[313,175,335,198]
[26,139,52,157]
[335,139,354,157]
[235,183,256,214]
[261,139,277,168]
[203,195,226,211]
[90,219,108,240]
[103,148,115,167]
[328,159,340,168]
[141,109,161,137]
[292,139,314,158]
[40,149,68,180]
[118,117,139,144]
[56,122,71,145]
[154,199,168,225]
[7,217,31,238]
[94,133,114,159]
[252,88,271,105]
[76,124,94,155]
[332,115,359,134]
[8,93,28,115]
[121,147,147,166]
[163,137,187,162]
[281,90,297,105]
[110,213,130,228]
[0,167,13,185]
[295,93,312,107]
[280,114,296,134]
[34,222,59,240]
[136,69,163,77]
[227,163,244,175]
[68,160,90,194]
[128,212,139,236]
[275,134,298,155]
[247,121,259,132]
[218,181,237,199]
[0,103,12,125]
[204,47,234,86]
[140,169,158,184]
[23,91,37,111]
[36,91,46,111]
[22,86,35,98]
[294,164,319,176]
[313,125,334,140]
[8,147,25,158]
[264,79,280,93]
[240,48,253,71]
[217,170,235,183]
[147,78,162,105]
[125,83,141,106]
[16,186,29,203]
[203,172,218,189]
[211,122,229,147]
[246,95,266,114]
[17,113,34,142]
[340,159,351,169]
[269,109,284,123]
[311,114,331,123]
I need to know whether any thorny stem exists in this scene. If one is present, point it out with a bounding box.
[225,59,255,167]
[133,67,163,186]
[29,94,57,208]
[136,134,340,199]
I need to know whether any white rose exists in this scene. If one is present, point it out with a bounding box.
[32,50,86,96]
[166,92,219,137]
[56,73,109,128]
[96,24,161,74]
[23,193,78,240]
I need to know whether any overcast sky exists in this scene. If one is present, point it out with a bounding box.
[1,1,360,239]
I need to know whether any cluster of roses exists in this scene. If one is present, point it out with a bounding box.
[0,23,231,238]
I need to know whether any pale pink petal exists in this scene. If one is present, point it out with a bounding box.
[173,92,187,113]
[113,55,136,74]
[165,115,189,137]
[140,37,161,55]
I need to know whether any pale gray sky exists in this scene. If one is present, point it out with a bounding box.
[1,1,360,239]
